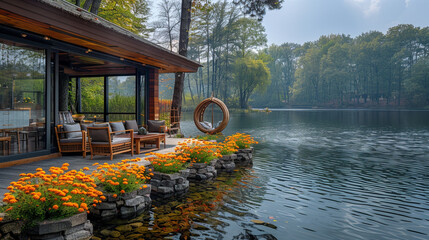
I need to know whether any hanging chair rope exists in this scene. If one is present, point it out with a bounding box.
[193,97,229,134]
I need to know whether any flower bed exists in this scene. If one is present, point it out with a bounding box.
[175,139,221,181]
[0,163,103,239]
[146,153,190,198]
[90,160,152,219]
[225,133,258,166]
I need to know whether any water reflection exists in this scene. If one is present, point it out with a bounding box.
[94,110,429,240]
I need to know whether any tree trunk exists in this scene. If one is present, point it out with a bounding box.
[82,0,93,10]
[170,0,192,125]
[90,0,102,14]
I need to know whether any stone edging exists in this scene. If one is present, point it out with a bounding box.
[92,186,152,219]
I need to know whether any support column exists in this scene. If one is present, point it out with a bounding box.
[148,68,159,120]
[58,71,69,112]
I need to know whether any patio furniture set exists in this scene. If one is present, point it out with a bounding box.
[55,112,169,160]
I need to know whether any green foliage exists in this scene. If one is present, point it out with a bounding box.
[233,57,271,108]
[195,133,225,142]
[67,0,152,37]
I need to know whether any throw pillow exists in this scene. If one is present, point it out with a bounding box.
[63,123,82,139]
[147,120,165,132]
[125,120,139,132]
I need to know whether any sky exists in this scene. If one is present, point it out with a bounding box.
[262,0,429,45]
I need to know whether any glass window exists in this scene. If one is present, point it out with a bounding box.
[80,77,104,121]
[0,40,46,156]
[108,76,136,121]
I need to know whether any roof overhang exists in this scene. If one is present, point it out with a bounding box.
[0,0,201,73]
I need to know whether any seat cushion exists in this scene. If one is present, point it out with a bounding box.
[60,137,83,143]
[147,120,165,132]
[125,120,139,132]
[110,121,126,135]
[92,137,131,145]
[63,123,82,138]
[200,121,213,130]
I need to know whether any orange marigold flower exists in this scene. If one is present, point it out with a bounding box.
[53,205,59,210]
[113,194,117,198]
[78,208,84,212]
[120,190,125,194]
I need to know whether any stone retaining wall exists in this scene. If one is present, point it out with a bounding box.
[235,147,254,166]
[187,162,217,181]
[212,154,237,172]
[91,186,151,220]
[150,170,190,198]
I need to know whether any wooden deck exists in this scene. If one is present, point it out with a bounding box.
[0,137,188,197]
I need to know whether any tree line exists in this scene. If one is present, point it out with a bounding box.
[154,1,429,109]
[67,0,429,109]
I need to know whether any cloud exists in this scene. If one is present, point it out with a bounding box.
[405,0,411,7]
[347,0,381,16]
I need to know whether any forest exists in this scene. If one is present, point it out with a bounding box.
[66,0,429,109]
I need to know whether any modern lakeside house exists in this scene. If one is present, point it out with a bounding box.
[0,0,200,164]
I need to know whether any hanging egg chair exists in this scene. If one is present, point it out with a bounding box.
[193,97,229,134]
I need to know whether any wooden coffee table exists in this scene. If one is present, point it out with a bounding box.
[133,133,166,154]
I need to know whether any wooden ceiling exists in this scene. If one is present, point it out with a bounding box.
[0,0,200,73]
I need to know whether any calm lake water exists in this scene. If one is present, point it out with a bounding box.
[95,110,429,239]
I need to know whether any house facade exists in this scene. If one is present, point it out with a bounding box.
[0,0,199,163]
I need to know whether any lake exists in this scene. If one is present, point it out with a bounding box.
[95,110,429,239]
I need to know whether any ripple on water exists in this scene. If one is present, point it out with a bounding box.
[93,111,429,239]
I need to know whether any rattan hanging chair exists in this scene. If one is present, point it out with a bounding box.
[194,97,229,134]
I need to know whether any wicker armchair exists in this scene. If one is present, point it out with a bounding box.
[55,124,88,158]
[87,126,133,160]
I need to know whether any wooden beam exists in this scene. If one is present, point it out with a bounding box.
[0,0,200,73]
[148,68,159,120]
[0,153,61,169]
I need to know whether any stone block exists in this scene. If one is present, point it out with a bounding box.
[124,196,146,207]
[161,179,175,188]
[207,166,215,172]
[84,220,93,234]
[189,168,197,174]
[179,169,190,178]
[151,185,158,192]
[157,186,174,194]
[188,173,196,179]
[31,213,87,235]
[151,172,163,180]
[95,202,116,210]
[206,172,214,179]
[174,182,189,192]
[195,174,207,181]
[0,221,23,235]
[176,177,184,184]
[137,185,151,196]
[162,173,181,181]
[191,163,207,169]
[197,168,208,174]
[64,230,91,240]
[100,209,117,218]
[121,190,137,200]
[136,203,147,212]
[116,200,125,207]
[64,223,84,235]
[120,206,136,216]
[150,179,161,187]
